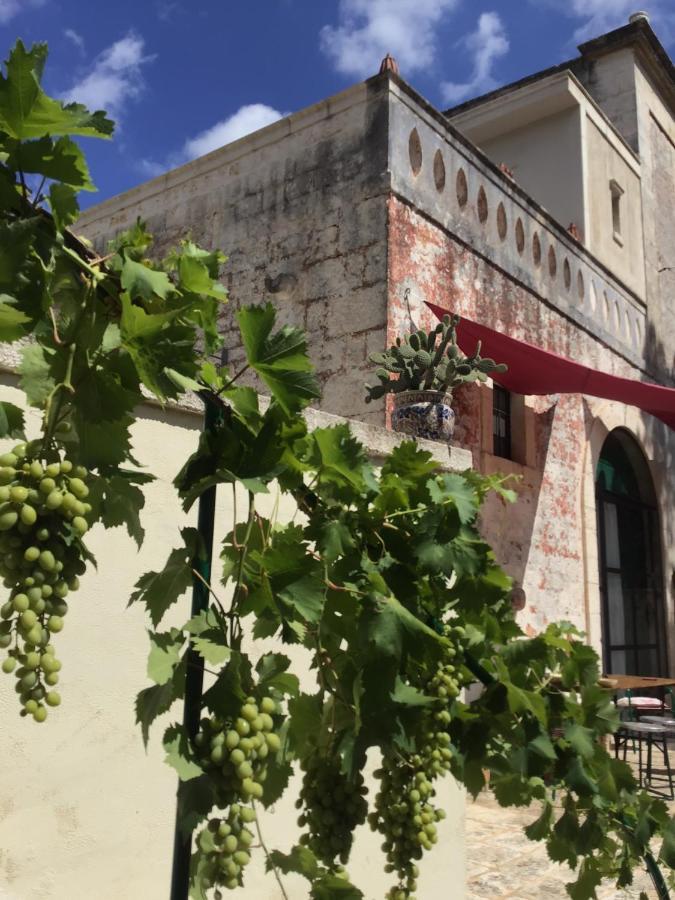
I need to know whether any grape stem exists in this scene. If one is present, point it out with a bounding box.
[251,801,289,900]
[228,491,255,647]
[190,568,229,627]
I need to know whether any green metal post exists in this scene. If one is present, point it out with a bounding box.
[169,394,220,900]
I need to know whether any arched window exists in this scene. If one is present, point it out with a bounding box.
[596,429,666,675]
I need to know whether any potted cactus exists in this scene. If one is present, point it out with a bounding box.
[365,313,507,442]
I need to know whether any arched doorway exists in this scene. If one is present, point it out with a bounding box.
[596,429,666,675]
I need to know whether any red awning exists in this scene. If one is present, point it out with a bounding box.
[426,302,675,430]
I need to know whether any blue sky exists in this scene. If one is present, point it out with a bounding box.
[2,0,674,208]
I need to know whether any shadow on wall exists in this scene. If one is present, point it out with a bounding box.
[643,315,675,389]
[452,384,558,623]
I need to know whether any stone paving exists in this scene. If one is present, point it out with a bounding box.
[465,750,675,900]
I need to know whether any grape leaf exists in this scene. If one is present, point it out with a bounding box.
[368,595,444,659]
[564,724,596,760]
[177,775,216,838]
[18,343,56,405]
[319,519,355,563]
[178,254,227,301]
[427,472,478,524]
[504,681,547,726]
[0,40,114,140]
[6,135,94,189]
[0,401,24,438]
[121,258,172,301]
[278,573,325,624]
[74,368,138,423]
[390,677,435,707]
[0,296,31,339]
[49,182,78,230]
[73,416,134,468]
[130,528,200,626]
[147,629,184,685]
[268,845,318,880]
[185,609,230,665]
[312,876,364,899]
[525,801,554,841]
[660,818,675,868]
[202,652,250,718]
[135,682,176,747]
[256,653,300,696]
[259,758,293,808]
[88,472,148,547]
[528,734,557,762]
[163,724,203,781]
[287,693,323,756]
[566,859,603,900]
[236,302,319,414]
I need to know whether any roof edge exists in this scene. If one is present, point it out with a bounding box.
[444,18,674,121]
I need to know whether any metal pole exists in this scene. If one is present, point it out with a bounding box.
[169,394,220,900]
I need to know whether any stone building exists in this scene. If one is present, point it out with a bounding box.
[80,13,675,683]
[0,12,673,900]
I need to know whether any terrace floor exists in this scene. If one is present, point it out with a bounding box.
[465,750,674,900]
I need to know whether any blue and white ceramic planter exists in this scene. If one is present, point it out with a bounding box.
[391,390,456,443]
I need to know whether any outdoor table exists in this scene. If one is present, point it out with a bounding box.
[603,674,675,720]
[603,675,675,691]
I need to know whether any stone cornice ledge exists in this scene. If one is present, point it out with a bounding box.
[174,391,472,473]
[0,345,471,473]
[303,406,472,472]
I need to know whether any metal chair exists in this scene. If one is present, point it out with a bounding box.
[614,721,674,800]
[616,692,665,720]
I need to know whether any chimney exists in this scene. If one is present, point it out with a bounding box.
[629,11,650,23]
[379,54,400,76]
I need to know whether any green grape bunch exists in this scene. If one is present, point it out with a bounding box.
[191,695,282,894]
[369,639,464,900]
[296,756,368,866]
[0,443,92,722]
[194,695,281,803]
[196,804,258,896]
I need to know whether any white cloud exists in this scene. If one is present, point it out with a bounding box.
[61,32,153,119]
[64,29,85,53]
[530,0,675,44]
[156,0,181,22]
[0,0,45,23]
[320,0,459,79]
[140,103,286,178]
[441,12,509,105]
[182,104,285,159]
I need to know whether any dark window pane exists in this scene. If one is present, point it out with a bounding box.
[492,387,511,459]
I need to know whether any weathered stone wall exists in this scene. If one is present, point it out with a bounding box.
[386,193,675,660]
[635,63,675,383]
[572,47,640,152]
[79,80,392,427]
[381,75,674,658]
[572,45,674,385]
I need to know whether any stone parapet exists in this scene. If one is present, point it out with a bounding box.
[387,78,648,372]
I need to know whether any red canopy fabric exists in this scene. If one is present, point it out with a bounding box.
[426,302,675,431]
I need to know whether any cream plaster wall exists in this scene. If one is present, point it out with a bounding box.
[477,108,586,240]
[584,116,645,298]
[0,380,468,900]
